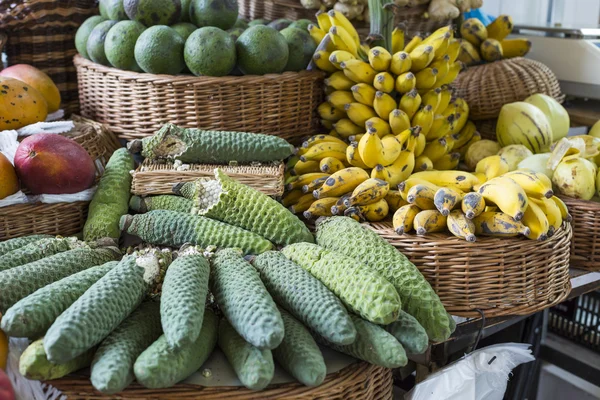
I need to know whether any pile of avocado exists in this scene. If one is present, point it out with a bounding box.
[75,0,317,77]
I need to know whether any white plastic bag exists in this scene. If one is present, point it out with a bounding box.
[406,343,535,400]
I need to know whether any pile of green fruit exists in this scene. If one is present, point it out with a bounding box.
[75,0,318,76]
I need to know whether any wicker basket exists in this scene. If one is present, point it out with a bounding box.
[0,118,116,240]
[365,221,573,317]
[453,57,564,120]
[393,4,453,36]
[474,119,497,141]
[51,362,392,400]
[0,31,6,70]
[558,195,600,271]
[238,0,316,21]
[0,0,98,115]
[131,160,286,197]
[74,55,324,143]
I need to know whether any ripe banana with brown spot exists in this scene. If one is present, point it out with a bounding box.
[503,170,554,199]
[433,187,464,216]
[447,210,477,242]
[282,189,304,207]
[414,209,447,235]
[345,178,390,207]
[478,176,528,221]
[407,184,437,210]
[289,192,318,214]
[480,39,503,62]
[411,105,434,137]
[331,193,352,215]
[415,155,434,171]
[529,197,562,237]
[291,160,320,176]
[343,206,362,221]
[329,50,356,69]
[355,198,390,221]
[286,172,330,191]
[410,170,480,192]
[422,137,450,162]
[365,117,391,137]
[457,40,481,66]
[303,134,347,148]
[461,192,486,219]
[521,200,550,241]
[346,141,370,169]
[460,18,488,47]
[393,204,421,234]
[486,15,513,41]
[385,190,408,212]
[303,197,340,219]
[475,155,509,180]
[299,142,347,162]
[550,196,572,222]
[398,178,440,200]
[382,151,416,187]
[374,71,395,93]
[313,167,370,199]
[473,212,531,237]
[301,176,330,193]
[500,38,532,58]
[318,102,345,121]
[320,157,346,173]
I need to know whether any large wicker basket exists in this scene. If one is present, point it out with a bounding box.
[0,117,116,240]
[453,57,564,120]
[74,55,324,143]
[0,0,98,115]
[366,221,573,318]
[51,361,392,400]
[558,195,600,271]
[131,160,286,197]
[238,0,316,21]
[474,119,497,141]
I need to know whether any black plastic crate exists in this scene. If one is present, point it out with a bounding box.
[549,290,600,352]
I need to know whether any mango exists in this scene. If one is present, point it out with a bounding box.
[0,153,19,200]
[1,65,60,113]
[0,76,48,130]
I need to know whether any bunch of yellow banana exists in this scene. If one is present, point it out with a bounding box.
[458,15,532,66]
[392,169,571,241]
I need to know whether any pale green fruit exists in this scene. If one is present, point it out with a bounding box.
[465,140,502,171]
[498,144,534,171]
[524,93,570,141]
[552,157,596,200]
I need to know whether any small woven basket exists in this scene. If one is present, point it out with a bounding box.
[365,221,572,318]
[453,57,564,120]
[558,195,600,271]
[51,362,392,400]
[238,0,316,21]
[393,4,452,36]
[0,117,116,240]
[74,55,324,143]
[474,119,497,141]
[131,160,286,197]
[0,0,98,115]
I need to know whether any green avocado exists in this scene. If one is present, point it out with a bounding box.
[268,18,292,31]
[233,18,248,29]
[236,25,289,75]
[280,27,316,71]
[189,0,238,30]
[105,20,146,71]
[248,19,269,26]
[104,0,128,20]
[75,16,107,59]
[124,0,182,27]
[171,22,197,41]
[289,19,313,31]
[227,27,245,41]
[184,27,236,77]
[87,20,119,66]
[99,0,109,18]
[134,25,185,74]
[180,0,192,21]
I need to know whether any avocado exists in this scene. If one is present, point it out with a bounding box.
[248,19,269,26]
[124,0,182,27]
[228,27,245,41]
[104,0,128,20]
[289,19,313,31]
[236,25,289,75]
[184,27,236,77]
[99,0,109,18]
[134,26,186,74]
[233,18,248,29]
[75,16,107,59]
[189,0,238,30]
[280,27,315,72]
[171,22,197,41]
[87,20,119,66]
[268,18,292,31]
[180,0,192,21]
[105,21,146,71]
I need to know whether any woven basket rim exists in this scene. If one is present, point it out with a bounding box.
[558,194,600,210]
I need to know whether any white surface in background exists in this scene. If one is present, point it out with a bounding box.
[480,0,600,27]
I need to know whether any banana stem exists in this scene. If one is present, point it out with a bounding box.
[368,0,396,51]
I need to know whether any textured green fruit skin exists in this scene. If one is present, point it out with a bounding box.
[44,255,146,364]
[134,308,218,389]
[124,0,182,26]
[171,22,197,41]
[281,243,401,325]
[121,210,273,255]
[236,25,289,75]
[190,0,238,30]
[84,148,134,242]
[1,261,117,339]
[273,307,326,387]
[140,123,293,163]
[211,249,283,349]
[161,254,209,348]
[134,26,185,75]
[218,319,274,390]
[19,338,95,381]
[0,247,119,314]
[184,27,236,77]
[87,20,119,66]
[105,20,146,71]
[0,235,52,257]
[75,16,107,59]
[129,195,193,214]
[0,237,73,272]
[104,0,128,20]
[314,314,407,368]
[91,301,163,394]
[386,310,429,355]
[315,216,453,342]
[181,169,313,245]
[253,251,356,345]
[280,27,316,72]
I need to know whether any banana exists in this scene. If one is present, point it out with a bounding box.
[371,163,391,181]
[409,44,435,72]
[410,170,480,192]
[286,172,330,191]
[343,206,362,221]
[395,72,417,94]
[345,102,377,126]
[346,178,390,207]
[437,85,453,114]
[325,71,355,91]
[480,39,503,62]
[385,190,409,212]
[393,204,421,234]
[550,196,572,222]
[415,67,438,91]
[521,200,549,241]
[313,50,337,73]
[320,119,334,130]
[426,114,453,141]
[373,91,397,120]
[301,176,330,193]
[473,172,487,185]
[368,46,392,71]
[327,90,355,111]
[430,56,450,82]
[446,39,461,63]
[313,167,370,199]
[447,210,476,242]
[365,117,391,137]
[326,129,342,139]
[411,104,434,137]
[460,18,488,47]
[398,178,440,200]
[429,31,452,59]
[421,137,450,162]
[286,154,300,170]
[475,155,509,180]
[320,156,346,173]
[299,142,347,162]
[485,206,498,213]
[473,212,531,237]
[357,129,383,168]
[291,160,320,175]
[435,61,463,87]
[422,88,442,112]
[282,189,304,207]
[334,118,364,138]
[407,184,437,210]
[456,131,481,160]
[478,176,529,221]
[355,198,389,222]
[404,34,423,53]
[303,134,348,148]
[382,151,416,187]
[318,102,345,121]
[422,25,453,47]
[379,134,403,165]
[500,38,532,58]
[373,72,395,93]
[414,133,426,157]
[316,10,332,32]
[396,125,420,149]
[453,120,476,148]
[392,26,405,54]
[461,192,486,219]
[331,193,352,215]
[303,197,340,219]
[308,24,326,45]
[399,89,422,119]
[329,26,358,57]
[328,9,360,47]
[341,59,376,84]
[349,134,365,142]
[503,170,554,199]
[389,109,411,136]
[415,155,434,171]
[530,197,562,237]
[289,193,317,214]
[390,51,412,76]
[457,40,481,66]
[351,83,376,106]
[346,141,370,169]
[434,186,464,216]
[486,15,513,41]
[329,50,356,69]
[414,209,447,235]
[432,152,460,170]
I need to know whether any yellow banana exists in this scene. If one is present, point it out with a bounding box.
[434,186,464,216]
[423,25,453,46]
[291,160,320,175]
[530,197,562,237]
[301,176,330,193]
[437,85,453,113]
[346,141,370,169]
[457,39,481,66]
[414,209,447,235]
[422,137,450,162]
[327,90,354,111]
[390,51,412,76]
[395,72,416,94]
[325,71,355,91]
[328,9,360,47]
[393,204,421,234]
[447,209,476,242]
[318,101,345,121]
[480,39,503,62]
[396,125,420,149]
[422,88,442,112]
[357,129,383,168]
[415,155,434,171]
[399,89,422,119]
[303,197,339,219]
[345,102,377,126]
[426,114,453,141]
[521,200,550,241]
[365,117,391,137]
[303,134,348,148]
[289,193,318,214]
[316,10,332,32]
[329,50,356,69]
[392,26,405,54]
[346,178,390,207]
[473,212,530,237]
[373,91,397,120]
[343,206,362,221]
[349,134,365,142]
[473,172,487,185]
[331,193,352,216]
[435,61,463,87]
[431,31,452,59]
[320,119,334,130]
[341,59,376,84]
[503,170,554,199]
[456,131,481,160]
[500,38,532,58]
[351,83,376,106]
[389,109,411,136]
[282,189,304,207]
[407,184,437,210]
[461,191,486,219]
[432,152,460,170]
[368,46,392,72]
[329,26,358,56]
[299,142,347,162]
[333,118,364,138]
[371,163,391,181]
[409,44,435,72]
[460,18,488,47]
[398,178,440,200]
[486,15,513,41]
[411,104,435,137]
[429,56,450,82]
[453,120,476,148]
[475,155,509,180]
[385,190,409,212]
[355,198,389,222]
[379,134,403,165]
[415,67,438,91]
[414,133,426,157]
[313,50,337,73]
[308,24,326,45]
[373,72,395,93]
[327,129,342,139]
[446,38,461,63]
[382,151,416,187]
[404,34,423,53]
[410,170,480,192]
[478,176,529,221]
[550,196,572,222]
[320,156,346,173]
[313,167,370,199]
